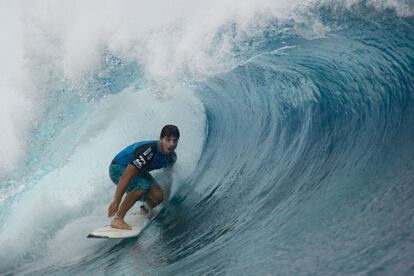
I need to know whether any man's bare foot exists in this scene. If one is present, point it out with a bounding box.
[111,216,132,230]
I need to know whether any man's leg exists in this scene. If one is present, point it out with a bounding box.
[146,185,164,208]
[111,190,145,230]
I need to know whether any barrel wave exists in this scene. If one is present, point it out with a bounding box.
[1,1,414,275]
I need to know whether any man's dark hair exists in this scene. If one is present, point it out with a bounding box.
[160,125,180,139]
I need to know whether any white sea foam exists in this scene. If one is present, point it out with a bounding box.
[0,1,35,174]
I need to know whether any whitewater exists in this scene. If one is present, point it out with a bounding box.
[1,0,413,275]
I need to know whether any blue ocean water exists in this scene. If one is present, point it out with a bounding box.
[1,2,414,275]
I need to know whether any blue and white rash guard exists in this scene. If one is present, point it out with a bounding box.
[112,140,177,174]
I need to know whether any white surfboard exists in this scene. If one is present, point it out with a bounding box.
[87,213,148,239]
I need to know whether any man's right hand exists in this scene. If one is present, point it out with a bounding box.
[108,201,120,217]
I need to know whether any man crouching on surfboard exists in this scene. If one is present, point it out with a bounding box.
[107,125,179,230]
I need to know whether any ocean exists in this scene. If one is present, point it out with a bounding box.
[1,0,413,275]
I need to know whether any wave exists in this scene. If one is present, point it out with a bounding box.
[1,1,414,275]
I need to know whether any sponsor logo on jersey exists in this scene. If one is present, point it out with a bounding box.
[133,156,147,169]
[147,152,154,160]
[143,147,152,156]
[133,159,143,168]
[139,156,146,164]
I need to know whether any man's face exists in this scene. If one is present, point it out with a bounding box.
[160,135,179,154]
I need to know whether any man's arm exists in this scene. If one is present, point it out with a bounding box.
[108,164,137,217]
[113,165,137,203]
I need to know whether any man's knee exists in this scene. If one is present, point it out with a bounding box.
[128,189,145,201]
[147,186,163,206]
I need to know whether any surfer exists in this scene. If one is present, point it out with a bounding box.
[107,125,179,230]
